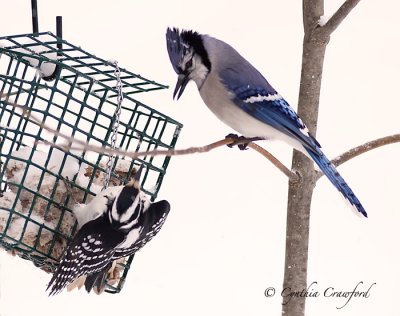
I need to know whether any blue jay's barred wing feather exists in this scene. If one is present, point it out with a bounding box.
[47,215,125,296]
[220,68,320,153]
[240,97,320,153]
[219,68,367,216]
[226,82,366,216]
[219,67,319,151]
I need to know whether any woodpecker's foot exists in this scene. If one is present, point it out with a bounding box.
[225,134,264,150]
[62,176,77,205]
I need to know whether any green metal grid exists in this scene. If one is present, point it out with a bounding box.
[0,32,182,293]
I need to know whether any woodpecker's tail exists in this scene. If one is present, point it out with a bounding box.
[304,147,367,217]
[84,263,111,294]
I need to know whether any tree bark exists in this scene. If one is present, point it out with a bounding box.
[282,1,362,315]
[282,36,327,316]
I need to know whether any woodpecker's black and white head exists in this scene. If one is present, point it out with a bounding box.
[108,165,149,231]
[166,27,211,99]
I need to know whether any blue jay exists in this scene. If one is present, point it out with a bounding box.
[166,28,366,217]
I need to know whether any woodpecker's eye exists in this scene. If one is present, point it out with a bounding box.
[185,59,193,69]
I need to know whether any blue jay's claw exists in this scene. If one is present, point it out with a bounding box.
[225,134,264,150]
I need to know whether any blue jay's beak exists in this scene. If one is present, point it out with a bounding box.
[173,74,190,100]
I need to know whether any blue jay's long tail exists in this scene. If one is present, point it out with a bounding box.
[304,147,367,217]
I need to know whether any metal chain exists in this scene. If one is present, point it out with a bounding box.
[103,61,124,190]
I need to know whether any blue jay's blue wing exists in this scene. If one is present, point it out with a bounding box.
[220,67,320,154]
[219,67,367,217]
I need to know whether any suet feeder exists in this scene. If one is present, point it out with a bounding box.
[0,12,182,293]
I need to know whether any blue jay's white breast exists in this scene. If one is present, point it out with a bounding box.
[198,72,305,152]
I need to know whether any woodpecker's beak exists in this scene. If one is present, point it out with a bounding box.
[173,74,190,100]
[134,164,144,183]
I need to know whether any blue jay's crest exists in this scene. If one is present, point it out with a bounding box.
[166,27,211,74]
[166,27,189,74]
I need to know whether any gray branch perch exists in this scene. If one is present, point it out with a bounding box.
[316,134,400,180]
[2,94,299,181]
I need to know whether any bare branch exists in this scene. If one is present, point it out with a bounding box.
[248,143,299,182]
[62,138,233,159]
[316,134,400,179]
[318,0,362,38]
[1,95,298,181]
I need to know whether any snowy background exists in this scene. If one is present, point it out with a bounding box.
[1,1,399,315]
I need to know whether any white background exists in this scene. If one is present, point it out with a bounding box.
[1,1,399,315]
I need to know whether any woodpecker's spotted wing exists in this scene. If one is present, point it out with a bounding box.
[47,215,125,296]
[83,200,170,292]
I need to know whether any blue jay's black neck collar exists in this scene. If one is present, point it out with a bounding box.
[179,29,211,72]
[166,27,211,73]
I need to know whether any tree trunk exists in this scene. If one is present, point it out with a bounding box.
[281,38,328,316]
[281,1,327,314]
[281,0,362,314]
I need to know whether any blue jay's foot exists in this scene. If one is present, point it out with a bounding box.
[225,133,264,150]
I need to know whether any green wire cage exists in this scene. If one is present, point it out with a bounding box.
[0,31,182,293]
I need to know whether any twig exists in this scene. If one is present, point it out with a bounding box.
[248,143,299,182]
[316,134,400,180]
[58,138,234,159]
[2,95,298,180]
[316,0,362,39]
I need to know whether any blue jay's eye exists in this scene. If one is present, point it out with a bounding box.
[185,59,193,69]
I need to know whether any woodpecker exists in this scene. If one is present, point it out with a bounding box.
[47,165,170,295]
[166,27,366,217]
